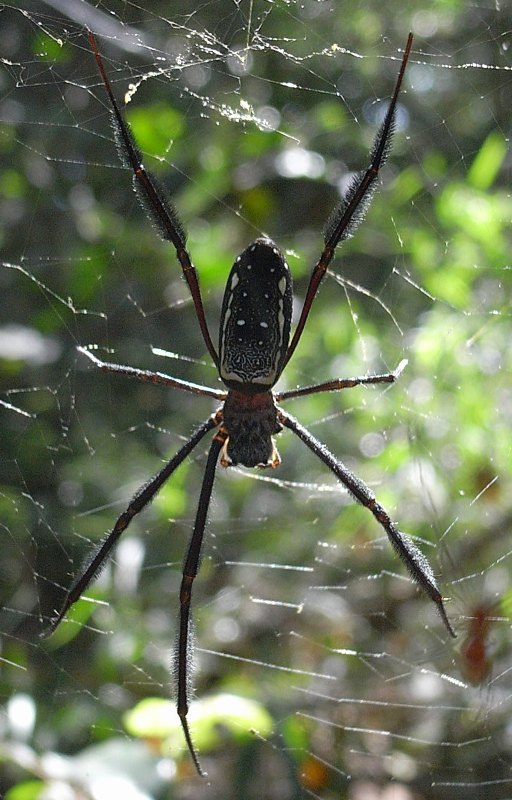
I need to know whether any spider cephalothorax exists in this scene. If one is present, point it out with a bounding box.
[220,389,282,467]
[46,31,455,777]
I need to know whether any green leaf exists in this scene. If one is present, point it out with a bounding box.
[154,465,187,519]
[33,34,68,62]
[5,781,46,800]
[124,693,274,755]
[127,104,185,161]
[467,131,507,191]
[44,591,104,647]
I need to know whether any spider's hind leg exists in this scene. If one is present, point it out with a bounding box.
[279,408,456,638]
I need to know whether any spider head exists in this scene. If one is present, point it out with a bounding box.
[218,238,293,391]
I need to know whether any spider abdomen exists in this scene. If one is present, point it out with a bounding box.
[219,238,293,391]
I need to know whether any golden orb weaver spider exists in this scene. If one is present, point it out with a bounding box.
[46,31,455,776]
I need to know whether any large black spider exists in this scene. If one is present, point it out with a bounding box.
[47,31,455,775]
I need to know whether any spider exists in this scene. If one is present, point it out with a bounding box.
[47,31,455,775]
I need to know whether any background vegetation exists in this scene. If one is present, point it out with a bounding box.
[1,2,511,798]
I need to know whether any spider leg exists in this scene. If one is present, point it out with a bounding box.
[176,430,225,777]
[278,408,456,638]
[275,359,407,401]
[87,31,219,369]
[78,346,227,400]
[284,33,413,368]
[43,414,219,636]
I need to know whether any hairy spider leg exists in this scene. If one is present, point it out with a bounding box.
[275,359,408,401]
[279,410,456,638]
[284,33,414,368]
[45,30,456,778]
[77,346,226,401]
[44,415,219,635]
[176,432,225,776]
[87,31,219,369]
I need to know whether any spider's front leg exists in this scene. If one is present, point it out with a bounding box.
[284,33,414,368]
[87,31,218,369]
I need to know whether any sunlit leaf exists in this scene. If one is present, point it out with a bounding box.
[467,131,507,191]
[5,781,46,800]
[124,693,274,755]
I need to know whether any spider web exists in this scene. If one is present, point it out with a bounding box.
[2,2,512,798]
